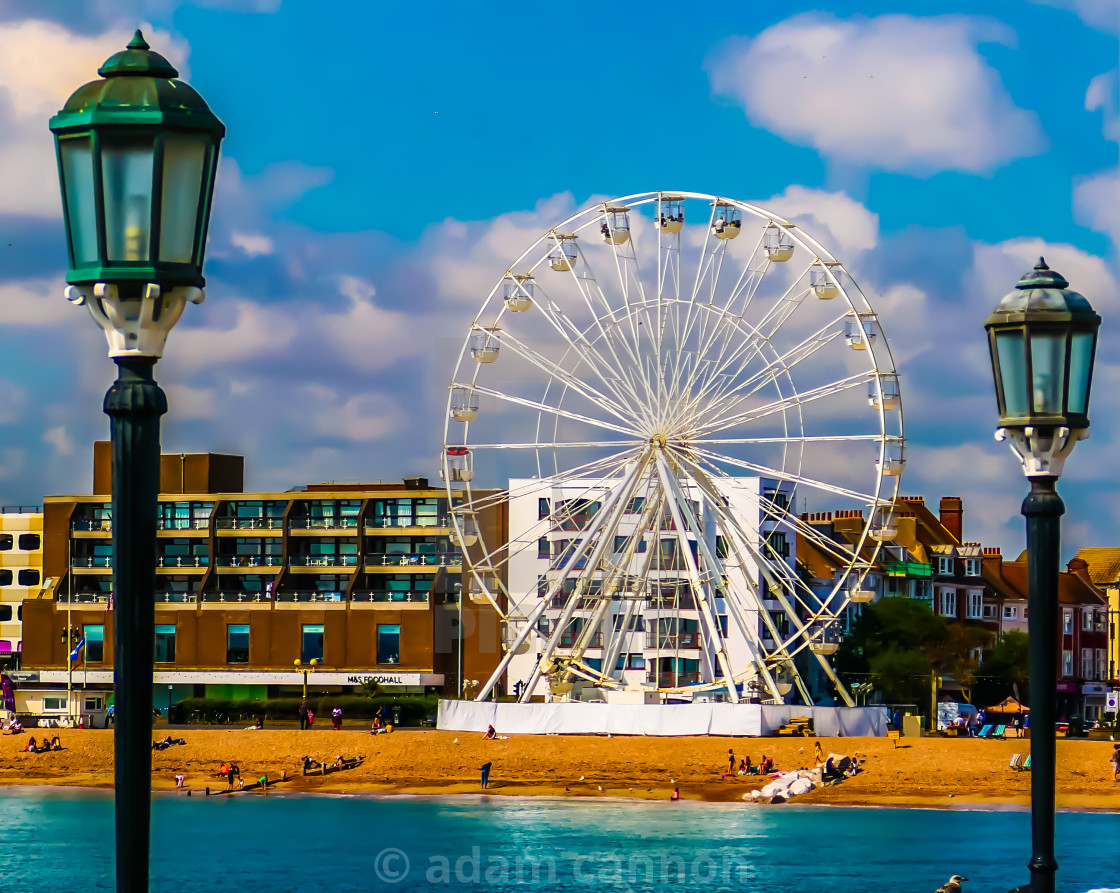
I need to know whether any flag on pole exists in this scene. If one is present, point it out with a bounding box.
[69,638,85,662]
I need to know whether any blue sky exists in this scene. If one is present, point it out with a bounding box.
[0,0,1116,555]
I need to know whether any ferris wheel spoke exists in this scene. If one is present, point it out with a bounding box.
[468,440,634,450]
[492,328,635,425]
[562,241,644,372]
[686,372,870,441]
[456,383,641,438]
[684,444,878,504]
[691,434,883,446]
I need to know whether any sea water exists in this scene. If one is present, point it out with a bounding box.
[0,790,1116,892]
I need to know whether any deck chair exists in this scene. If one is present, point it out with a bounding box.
[1020,754,1031,771]
[977,724,994,738]
[1008,753,1023,770]
[992,725,1007,739]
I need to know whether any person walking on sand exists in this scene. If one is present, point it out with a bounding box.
[480,761,492,789]
[1110,744,1119,782]
[727,748,735,774]
[332,706,342,731]
[298,701,309,731]
[814,740,825,764]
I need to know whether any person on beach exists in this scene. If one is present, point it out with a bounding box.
[814,741,825,764]
[484,725,497,740]
[480,761,492,789]
[332,706,342,731]
[727,749,735,773]
[298,702,309,731]
[21,736,37,753]
[371,716,382,734]
[307,709,315,728]
[1110,744,1119,781]
[671,787,680,801]
[175,774,186,789]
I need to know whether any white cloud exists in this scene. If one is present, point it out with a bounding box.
[763,185,879,258]
[1086,69,1120,141]
[972,238,1120,316]
[230,231,275,257]
[42,424,75,456]
[706,13,1045,173]
[1031,0,1120,32]
[0,277,87,326]
[163,384,217,421]
[1074,169,1120,253]
[0,20,189,217]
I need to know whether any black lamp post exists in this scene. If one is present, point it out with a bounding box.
[985,258,1101,893]
[49,31,224,893]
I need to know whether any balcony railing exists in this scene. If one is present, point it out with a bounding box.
[885,560,932,578]
[558,632,603,648]
[75,556,112,568]
[216,555,283,567]
[156,556,209,568]
[289,517,360,530]
[276,590,344,603]
[548,596,598,610]
[215,518,284,530]
[57,591,112,604]
[155,592,198,604]
[72,520,112,532]
[157,518,210,530]
[290,555,359,567]
[202,591,270,604]
[647,595,698,610]
[351,590,430,604]
[1,504,42,514]
[645,632,701,649]
[647,671,701,686]
[365,516,449,530]
[367,552,461,567]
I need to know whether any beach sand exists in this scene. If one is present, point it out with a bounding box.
[1,728,1117,809]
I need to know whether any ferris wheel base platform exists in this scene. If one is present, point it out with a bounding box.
[437,700,887,738]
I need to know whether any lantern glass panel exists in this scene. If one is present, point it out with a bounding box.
[159,134,208,264]
[1030,331,1065,415]
[1068,332,1094,415]
[102,138,155,262]
[59,137,98,265]
[995,330,1028,417]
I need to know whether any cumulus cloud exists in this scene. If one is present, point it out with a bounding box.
[0,20,189,217]
[763,185,879,258]
[1074,169,1120,252]
[706,13,1045,173]
[0,1,280,32]
[230,232,275,257]
[42,425,76,456]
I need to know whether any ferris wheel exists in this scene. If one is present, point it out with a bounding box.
[441,191,904,707]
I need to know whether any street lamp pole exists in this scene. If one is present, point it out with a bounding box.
[50,31,224,893]
[985,259,1101,893]
[295,658,318,701]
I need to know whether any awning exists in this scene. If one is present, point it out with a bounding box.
[986,696,1029,713]
[0,642,11,654]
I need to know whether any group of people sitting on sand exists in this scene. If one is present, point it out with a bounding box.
[727,749,775,777]
[20,735,62,753]
[2,716,24,734]
[301,754,361,775]
[152,735,186,750]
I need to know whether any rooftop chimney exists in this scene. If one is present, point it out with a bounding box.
[939,496,963,544]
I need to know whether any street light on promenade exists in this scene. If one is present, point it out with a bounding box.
[295,658,319,701]
[985,258,1101,893]
[49,31,224,893]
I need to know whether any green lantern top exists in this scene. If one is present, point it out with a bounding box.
[987,258,1095,320]
[50,30,224,137]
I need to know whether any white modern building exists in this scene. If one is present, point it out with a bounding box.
[501,475,797,702]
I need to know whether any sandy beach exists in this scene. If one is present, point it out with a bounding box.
[1,728,1117,810]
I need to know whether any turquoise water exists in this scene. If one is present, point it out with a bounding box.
[0,791,1116,892]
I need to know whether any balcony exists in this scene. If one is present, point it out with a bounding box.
[647,595,698,610]
[548,595,598,610]
[885,561,932,578]
[558,631,603,648]
[155,592,199,604]
[366,516,450,530]
[72,519,112,533]
[351,590,430,604]
[366,552,461,568]
[276,590,344,603]
[290,555,360,568]
[74,556,113,569]
[57,591,112,604]
[216,518,284,530]
[645,632,701,650]
[647,671,701,686]
[216,555,283,568]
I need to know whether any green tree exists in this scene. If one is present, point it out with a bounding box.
[974,630,1030,706]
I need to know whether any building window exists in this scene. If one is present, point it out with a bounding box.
[1096,649,1107,682]
[964,558,980,577]
[43,696,67,711]
[0,535,10,550]
[1081,648,1094,680]
[377,624,400,664]
[613,535,646,554]
[0,570,10,585]
[84,696,103,711]
[84,624,104,662]
[17,569,39,587]
[538,498,550,520]
[154,624,176,663]
[301,624,325,663]
[1082,610,1094,632]
[1003,605,1018,620]
[937,557,953,575]
[538,538,550,559]
[938,589,957,617]
[1062,651,1073,678]
[615,653,646,670]
[0,605,10,622]
[1062,610,1074,635]
[625,497,645,514]
[17,534,40,551]
[966,591,983,620]
[226,624,250,663]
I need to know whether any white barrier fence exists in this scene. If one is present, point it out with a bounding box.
[438,700,888,737]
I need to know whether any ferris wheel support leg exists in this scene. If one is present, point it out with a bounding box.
[519,462,643,702]
[654,454,740,704]
[474,595,550,702]
[811,651,855,708]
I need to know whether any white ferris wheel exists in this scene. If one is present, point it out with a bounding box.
[441,191,904,707]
